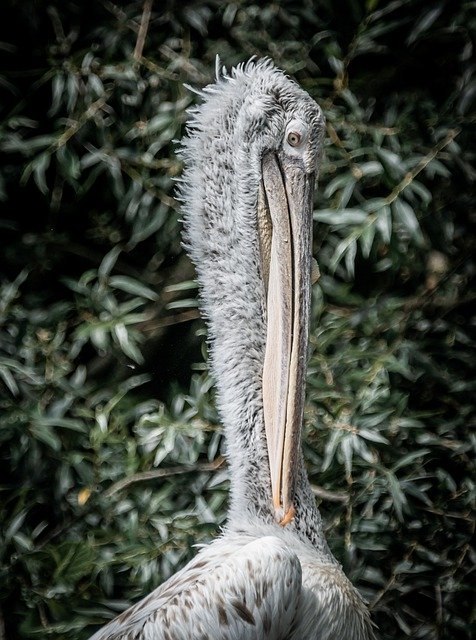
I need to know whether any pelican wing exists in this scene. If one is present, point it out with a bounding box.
[88,535,305,640]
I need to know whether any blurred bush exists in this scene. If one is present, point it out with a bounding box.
[0,1,474,638]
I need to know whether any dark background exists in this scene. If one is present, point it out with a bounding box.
[0,1,474,638]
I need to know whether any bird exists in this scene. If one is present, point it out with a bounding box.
[88,57,377,640]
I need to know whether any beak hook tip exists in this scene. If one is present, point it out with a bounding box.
[278,504,295,527]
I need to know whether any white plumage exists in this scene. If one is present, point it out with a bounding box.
[88,58,377,640]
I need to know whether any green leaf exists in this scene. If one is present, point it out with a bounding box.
[5,509,28,541]
[330,233,359,274]
[375,205,392,243]
[341,435,355,476]
[37,417,87,432]
[360,221,376,258]
[407,179,431,205]
[324,174,353,198]
[113,323,144,363]
[30,423,61,451]
[315,209,367,225]
[165,280,198,293]
[377,147,404,179]
[98,246,122,279]
[167,298,199,310]
[32,152,51,194]
[393,199,425,246]
[359,428,389,444]
[392,449,431,471]
[49,73,65,116]
[109,276,159,301]
[328,56,344,74]
[407,4,444,44]
[387,471,407,521]
[0,365,19,395]
[358,161,383,177]
[52,542,96,583]
[57,145,80,181]
[345,238,357,277]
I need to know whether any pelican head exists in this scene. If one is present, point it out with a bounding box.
[180,58,325,527]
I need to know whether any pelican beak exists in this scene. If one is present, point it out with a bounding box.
[258,153,315,526]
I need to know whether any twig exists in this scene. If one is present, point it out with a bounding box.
[385,128,461,205]
[102,2,129,27]
[133,0,153,63]
[369,541,418,609]
[32,459,224,550]
[159,44,209,83]
[120,162,178,210]
[104,456,225,497]
[139,308,201,332]
[54,95,110,151]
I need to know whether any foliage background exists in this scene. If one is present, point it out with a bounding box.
[0,1,474,638]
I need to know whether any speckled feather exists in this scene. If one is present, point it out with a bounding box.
[88,58,377,640]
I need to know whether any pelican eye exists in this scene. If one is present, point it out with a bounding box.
[287,131,302,147]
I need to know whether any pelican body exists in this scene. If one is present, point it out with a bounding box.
[89,58,377,640]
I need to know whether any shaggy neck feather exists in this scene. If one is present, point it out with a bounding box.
[180,64,334,560]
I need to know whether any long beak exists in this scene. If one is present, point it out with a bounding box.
[258,153,314,525]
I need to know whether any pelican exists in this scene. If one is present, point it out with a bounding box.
[89,58,377,640]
